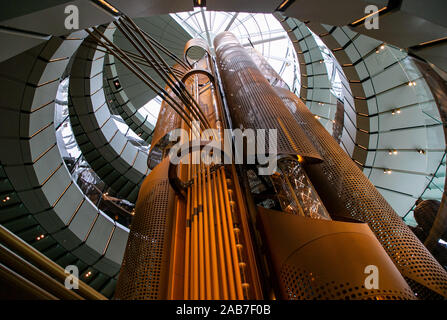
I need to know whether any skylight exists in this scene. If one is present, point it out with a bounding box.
[171,8,301,92]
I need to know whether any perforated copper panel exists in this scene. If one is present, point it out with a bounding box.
[149,86,182,155]
[281,264,415,300]
[257,206,416,300]
[214,32,322,163]
[114,158,175,299]
[274,86,447,298]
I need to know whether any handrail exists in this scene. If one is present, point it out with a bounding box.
[0,243,84,300]
[0,224,107,300]
[0,263,57,300]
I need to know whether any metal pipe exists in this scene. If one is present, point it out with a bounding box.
[0,225,106,300]
[206,165,220,299]
[201,161,212,299]
[87,28,195,129]
[220,168,245,299]
[0,263,58,300]
[83,40,185,77]
[115,19,208,130]
[183,151,192,299]
[192,152,199,299]
[197,157,205,299]
[129,20,191,70]
[216,168,237,299]
[212,171,229,299]
[0,244,84,300]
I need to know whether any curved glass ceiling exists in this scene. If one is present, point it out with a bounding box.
[310,30,343,100]
[171,8,301,92]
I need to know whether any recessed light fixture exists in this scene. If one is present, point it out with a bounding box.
[113,80,121,90]
[376,44,386,53]
[350,6,388,26]
[276,0,295,12]
[92,0,120,15]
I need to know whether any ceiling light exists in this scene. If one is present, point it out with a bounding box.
[418,36,447,47]
[350,6,388,26]
[36,234,45,241]
[93,0,120,14]
[276,0,294,12]
[113,80,121,90]
[417,149,426,155]
[384,169,392,175]
[314,115,320,119]
[388,150,397,155]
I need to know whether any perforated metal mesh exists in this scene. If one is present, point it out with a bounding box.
[149,90,182,154]
[281,264,416,300]
[246,47,289,90]
[114,159,174,299]
[274,86,447,298]
[214,32,322,163]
